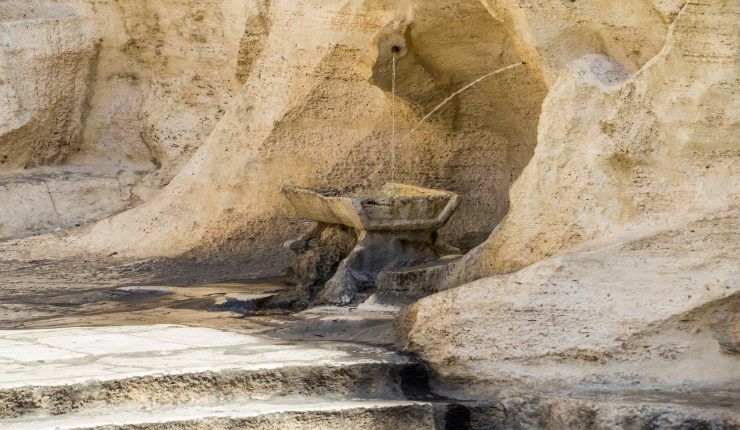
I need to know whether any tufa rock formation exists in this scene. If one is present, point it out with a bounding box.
[0,0,737,426]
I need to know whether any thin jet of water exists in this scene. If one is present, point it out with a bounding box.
[397,62,523,146]
[391,52,397,182]
[386,54,523,183]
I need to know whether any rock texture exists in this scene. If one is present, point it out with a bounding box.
[0,1,96,169]
[399,0,739,393]
[63,0,251,180]
[0,0,737,424]
[286,222,357,305]
[417,0,738,292]
[399,213,739,389]
[0,167,139,239]
[0,0,545,260]
[284,184,461,305]
[0,0,261,237]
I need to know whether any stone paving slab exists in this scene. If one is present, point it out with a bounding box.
[0,324,407,389]
[0,399,434,430]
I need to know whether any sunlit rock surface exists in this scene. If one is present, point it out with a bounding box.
[0,1,96,169]
[1,0,545,260]
[399,0,739,401]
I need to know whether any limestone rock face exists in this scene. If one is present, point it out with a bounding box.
[0,0,266,237]
[0,167,139,239]
[0,0,737,407]
[0,1,96,169]
[399,213,739,389]
[710,300,740,355]
[479,0,679,85]
[416,0,738,290]
[62,0,252,180]
[399,0,739,390]
[1,0,546,266]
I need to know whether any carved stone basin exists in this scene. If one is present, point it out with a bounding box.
[282,183,461,306]
[281,183,460,231]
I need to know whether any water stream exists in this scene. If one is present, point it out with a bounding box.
[387,60,524,181]
[391,52,397,182]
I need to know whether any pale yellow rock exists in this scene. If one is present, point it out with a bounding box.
[430,0,738,287]
[0,0,737,402]
[400,212,740,389]
[401,0,739,390]
[0,1,96,169]
[63,0,252,179]
[479,0,675,85]
[1,0,546,261]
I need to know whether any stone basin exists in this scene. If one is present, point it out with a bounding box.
[281,183,460,231]
[282,183,461,306]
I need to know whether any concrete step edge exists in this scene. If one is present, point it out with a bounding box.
[0,361,416,419]
[0,399,439,430]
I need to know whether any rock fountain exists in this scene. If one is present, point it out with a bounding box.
[283,183,461,305]
[282,39,522,307]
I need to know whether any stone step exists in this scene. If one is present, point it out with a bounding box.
[0,399,439,430]
[0,325,417,419]
[374,256,461,305]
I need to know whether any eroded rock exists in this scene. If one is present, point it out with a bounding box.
[286,222,357,305]
[710,300,740,354]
